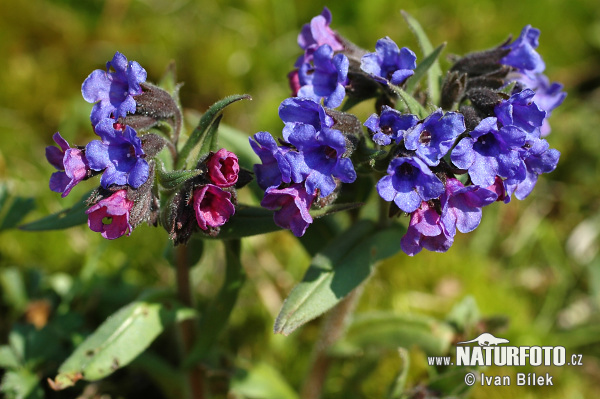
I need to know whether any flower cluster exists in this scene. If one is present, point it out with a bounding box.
[250,97,357,237]
[255,9,564,256]
[46,52,247,242]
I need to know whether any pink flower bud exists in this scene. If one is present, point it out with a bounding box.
[206,148,239,187]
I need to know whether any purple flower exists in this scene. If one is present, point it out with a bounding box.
[509,73,566,137]
[278,97,334,141]
[364,106,419,146]
[451,117,527,186]
[298,44,349,108]
[377,157,444,213]
[296,7,344,66]
[260,184,315,237]
[206,148,239,188]
[285,124,356,197]
[400,202,454,256]
[249,132,292,190]
[494,89,546,136]
[501,25,545,76]
[46,132,90,197]
[360,37,417,85]
[440,178,498,237]
[404,109,465,166]
[193,184,235,230]
[86,190,134,239]
[81,51,147,125]
[86,118,149,189]
[504,138,560,200]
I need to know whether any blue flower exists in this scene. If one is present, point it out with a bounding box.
[501,25,545,76]
[86,118,149,189]
[249,131,292,190]
[451,117,526,186]
[377,157,444,213]
[404,109,465,166]
[298,44,349,108]
[504,137,560,200]
[82,51,147,125]
[360,37,416,85]
[364,106,419,146]
[494,89,546,137]
[285,124,356,197]
[278,97,334,141]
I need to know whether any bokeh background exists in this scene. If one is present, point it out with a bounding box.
[1,0,599,398]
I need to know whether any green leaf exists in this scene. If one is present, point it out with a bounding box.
[0,346,20,370]
[391,86,429,119]
[196,114,223,161]
[131,352,186,399]
[401,10,443,105]
[0,267,28,313]
[209,205,281,240]
[405,42,447,96]
[186,239,246,365]
[231,362,299,399]
[0,184,35,231]
[19,190,91,231]
[49,299,188,390]
[157,60,178,96]
[274,221,405,335]
[387,348,410,399]
[156,161,203,191]
[0,369,43,399]
[333,312,455,357]
[176,94,251,169]
[309,202,365,219]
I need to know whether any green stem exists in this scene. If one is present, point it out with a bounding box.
[175,244,205,399]
[300,285,365,399]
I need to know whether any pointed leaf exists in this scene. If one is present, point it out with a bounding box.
[19,190,92,231]
[0,184,35,231]
[156,161,203,191]
[274,221,405,335]
[387,348,410,399]
[401,11,443,104]
[391,86,429,119]
[333,312,455,357]
[208,205,281,240]
[48,299,192,391]
[405,42,447,95]
[176,94,251,169]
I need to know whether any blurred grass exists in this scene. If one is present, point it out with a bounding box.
[1,0,599,398]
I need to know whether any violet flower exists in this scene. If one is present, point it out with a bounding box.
[494,89,546,137]
[86,118,149,189]
[260,184,315,237]
[296,7,344,66]
[249,132,292,190]
[206,148,239,188]
[376,157,444,213]
[193,184,235,230]
[46,132,90,197]
[440,178,498,237]
[360,37,417,86]
[298,44,349,109]
[285,123,357,197]
[86,190,134,239]
[81,51,147,125]
[500,25,545,76]
[451,117,527,186]
[400,202,454,256]
[279,97,334,141]
[404,109,465,166]
[364,106,419,146]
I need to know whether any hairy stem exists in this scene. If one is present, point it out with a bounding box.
[176,244,205,399]
[300,285,364,399]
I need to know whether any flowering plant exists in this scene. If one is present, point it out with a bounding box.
[14,8,565,399]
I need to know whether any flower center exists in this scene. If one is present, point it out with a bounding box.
[102,216,113,225]
[419,130,432,145]
[399,162,414,176]
[381,125,393,135]
[324,146,338,159]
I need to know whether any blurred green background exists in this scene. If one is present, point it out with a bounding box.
[1,0,599,398]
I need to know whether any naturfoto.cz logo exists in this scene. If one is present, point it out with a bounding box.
[427,333,584,387]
